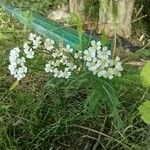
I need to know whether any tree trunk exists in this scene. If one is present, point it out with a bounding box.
[47,4,69,22]
[69,0,85,18]
[98,0,135,38]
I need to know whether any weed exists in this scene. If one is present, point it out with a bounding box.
[0,7,150,150]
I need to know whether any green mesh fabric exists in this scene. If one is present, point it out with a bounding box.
[0,1,111,50]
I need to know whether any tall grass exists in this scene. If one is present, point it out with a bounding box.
[0,7,150,150]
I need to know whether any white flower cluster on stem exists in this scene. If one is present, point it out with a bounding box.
[8,33,42,80]
[8,48,27,80]
[8,33,123,81]
[23,43,34,59]
[82,40,123,79]
[29,33,41,49]
[44,39,76,78]
[44,38,55,51]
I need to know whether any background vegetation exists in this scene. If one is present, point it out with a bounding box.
[0,0,150,149]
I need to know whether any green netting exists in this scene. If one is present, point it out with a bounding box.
[0,1,99,50]
[0,0,112,51]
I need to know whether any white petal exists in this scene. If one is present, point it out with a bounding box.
[97,41,101,46]
[102,46,107,52]
[91,40,96,46]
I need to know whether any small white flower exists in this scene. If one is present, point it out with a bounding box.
[23,45,35,59]
[107,68,114,79]
[44,38,55,51]
[91,40,96,46]
[97,41,101,46]
[8,65,17,75]
[115,56,120,62]
[26,49,35,59]
[65,44,73,53]
[53,68,60,77]
[17,57,26,65]
[98,70,107,78]
[113,57,123,72]
[32,38,41,49]
[83,50,92,61]
[29,33,36,41]
[45,62,53,73]
[88,47,96,58]
[29,33,41,49]
[9,47,20,62]
[23,43,30,52]
[102,46,107,52]
[83,40,123,79]
[45,44,76,79]
[74,50,83,59]
[91,40,101,50]
[64,71,71,79]
[52,50,60,58]
[106,50,111,56]
[109,59,114,66]
[102,70,108,78]
[8,48,27,80]
[66,44,70,49]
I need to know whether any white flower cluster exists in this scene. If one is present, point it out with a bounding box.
[8,48,27,80]
[8,33,123,81]
[82,40,123,79]
[44,38,55,51]
[23,43,34,59]
[8,33,42,80]
[45,42,76,78]
[74,50,83,59]
[22,33,42,59]
[29,33,41,49]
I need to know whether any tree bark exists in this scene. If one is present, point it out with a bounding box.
[98,0,135,38]
[69,0,85,18]
[48,4,69,21]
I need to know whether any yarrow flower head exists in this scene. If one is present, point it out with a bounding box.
[74,50,83,59]
[29,33,41,49]
[8,33,123,81]
[23,33,43,59]
[45,44,77,78]
[83,40,123,79]
[44,38,55,51]
[8,48,27,80]
[23,43,34,59]
[8,33,42,81]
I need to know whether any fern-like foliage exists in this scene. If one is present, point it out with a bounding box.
[84,73,123,129]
